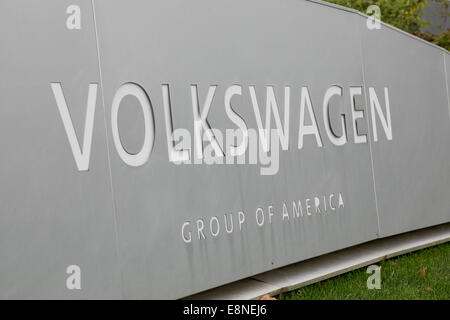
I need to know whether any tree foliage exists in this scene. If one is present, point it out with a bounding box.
[325,0,449,50]
[326,0,430,33]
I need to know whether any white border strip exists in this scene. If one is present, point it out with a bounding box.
[185,223,450,300]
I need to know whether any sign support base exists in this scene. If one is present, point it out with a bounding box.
[185,223,450,300]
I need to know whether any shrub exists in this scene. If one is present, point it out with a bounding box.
[324,0,450,50]
[325,0,430,33]
[434,29,450,50]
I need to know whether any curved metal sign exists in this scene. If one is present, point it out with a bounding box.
[0,0,449,298]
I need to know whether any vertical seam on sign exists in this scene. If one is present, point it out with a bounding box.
[91,0,125,298]
[443,52,450,120]
[356,15,381,238]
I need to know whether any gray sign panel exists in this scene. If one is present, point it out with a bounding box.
[360,18,450,237]
[0,0,120,298]
[0,0,448,299]
[93,0,381,298]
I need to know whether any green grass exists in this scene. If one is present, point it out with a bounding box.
[279,242,450,300]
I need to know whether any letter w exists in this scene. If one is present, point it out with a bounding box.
[51,83,98,171]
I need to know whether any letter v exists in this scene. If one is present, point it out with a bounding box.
[51,83,98,171]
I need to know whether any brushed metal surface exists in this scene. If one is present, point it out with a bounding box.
[0,0,448,298]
